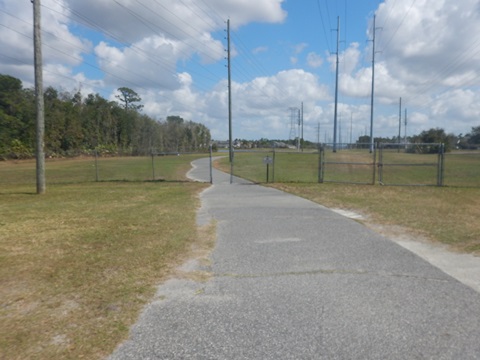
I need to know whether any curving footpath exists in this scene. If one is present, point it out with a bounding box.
[109,157,480,359]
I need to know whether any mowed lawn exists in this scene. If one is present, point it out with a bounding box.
[0,156,213,360]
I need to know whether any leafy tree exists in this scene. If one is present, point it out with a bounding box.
[44,87,66,155]
[0,74,22,112]
[166,115,184,125]
[115,87,143,111]
[164,116,184,152]
[59,91,83,153]
[357,135,370,144]
[411,127,455,152]
[468,126,480,145]
[0,74,211,158]
[83,93,120,150]
[0,74,34,154]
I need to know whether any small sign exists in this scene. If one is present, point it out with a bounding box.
[263,156,273,165]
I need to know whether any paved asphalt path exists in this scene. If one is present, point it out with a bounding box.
[109,158,480,359]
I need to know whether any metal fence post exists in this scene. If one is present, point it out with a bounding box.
[209,144,213,184]
[151,152,155,181]
[272,148,275,183]
[95,149,99,182]
[318,144,324,183]
[378,142,383,185]
[437,143,445,186]
[230,149,234,184]
[372,143,377,185]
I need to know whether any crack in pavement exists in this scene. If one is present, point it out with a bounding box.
[211,268,451,283]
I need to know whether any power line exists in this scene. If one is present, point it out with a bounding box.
[177,0,221,32]
[195,0,226,28]
[377,0,417,55]
[33,1,227,96]
[316,0,333,53]
[45,0,224,85]
[229,31,293,105]
[126,0,224,63]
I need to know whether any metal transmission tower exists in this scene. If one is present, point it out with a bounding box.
[338,114,342,146]
[404,108,408,144]
[333,16,340,152]
[349,112,353,144]
[32,0,45,194]
[369,14,380,153]
[316,122,321,146]
[398,97,402,145]
[289,107,299,143]
[297,113,300,150]
[300,102,304,152]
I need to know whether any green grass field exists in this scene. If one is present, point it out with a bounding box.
[0,154,208,189]
[223,149,480,187]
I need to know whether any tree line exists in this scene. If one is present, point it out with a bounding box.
[0,74,211,159]
[231,126,480,152]
[357,126,480,152]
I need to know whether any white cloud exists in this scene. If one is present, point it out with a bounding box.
[341,42,360,75]
[66,0,286,44]
[253,46,268,54]
[293,42,308,55]
[1,0,285,89]
[374,0,480,87]
[306,52,323,68]
[94,37,181,90]
[332,0,480,137]
[137,68,330,140]
[0,0,90,85]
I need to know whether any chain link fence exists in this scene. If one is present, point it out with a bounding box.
[319,143,376,185]
[227,143,480,187]
[0,152,212,187]
[3,145,479,187]
[377,143,444,186]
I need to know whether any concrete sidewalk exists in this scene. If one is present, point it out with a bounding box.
[109,158,480,359]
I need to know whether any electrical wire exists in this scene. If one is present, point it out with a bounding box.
[316,0,333,54]
[42,1,224,92]
[377,0,417,56]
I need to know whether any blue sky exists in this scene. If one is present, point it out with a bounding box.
[1,0,480,142]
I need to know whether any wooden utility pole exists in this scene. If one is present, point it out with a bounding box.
[227,19,233,163]
[33,0,46,194]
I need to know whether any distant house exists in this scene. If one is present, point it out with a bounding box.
[213,140,229,149]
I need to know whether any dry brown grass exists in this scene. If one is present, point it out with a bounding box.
[0,173,212,359]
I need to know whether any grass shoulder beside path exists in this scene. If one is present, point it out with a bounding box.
[0,156,213,360]
[270,183,480,255]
